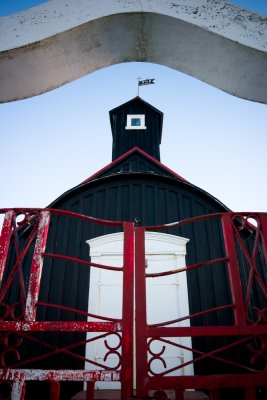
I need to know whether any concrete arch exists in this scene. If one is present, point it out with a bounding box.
[0,0,266,103]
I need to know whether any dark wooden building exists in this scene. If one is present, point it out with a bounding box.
[39,97,231,335]
[1,97,266,400]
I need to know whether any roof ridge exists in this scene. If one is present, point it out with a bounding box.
[81,147,188,184]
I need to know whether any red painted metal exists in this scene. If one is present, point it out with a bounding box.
[43,252,123,271]
[0,321,122,332]
[0,369,121,381]
[245,386,257,400]
[25,211,50,321]
[146,373,267,389]
[209,389,220,400]
[50,381,60,400]
[135,212,267,399]
[0,208,134,399]
[0,210,14,286]
[135,227,148,398]
[221,214,247,325]
[81,146,188,185]
[120,223,135,399]
[146,256,228,278]
[0,216,39,306]
[11,375,26,400]
[147,325,267,337]
[261,214,267,264]
[36,301,122,322]
[86,382,95,400]
[149,304,235,328]
[1,209,267,399]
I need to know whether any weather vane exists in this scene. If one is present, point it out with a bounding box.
[137,77,155,96]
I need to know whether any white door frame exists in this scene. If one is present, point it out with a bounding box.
[85,232,193,389]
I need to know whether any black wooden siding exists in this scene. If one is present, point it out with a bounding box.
[40,173,266,377]
[110,98,162,161]
[40,173,232,328]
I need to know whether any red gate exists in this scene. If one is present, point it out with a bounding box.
[0,209,134,399]
[1,209,267,399]
[135,213,267,400]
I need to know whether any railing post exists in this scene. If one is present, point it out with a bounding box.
[86,382,95,400]
[260,214,267,267]
[50,381,60,400]
[175,389,185,400]
[244,385,256,400]
[120,222,135,399]
[25,211,50,321]
[221,214,246,325]
[0,210,14,287]
[11,376,26,400]
[210,388,220,400]
[135,226,148,398]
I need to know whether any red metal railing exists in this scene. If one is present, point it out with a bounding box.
[135,212,267,400]
[0,208,134,399]
[0,209,267,399]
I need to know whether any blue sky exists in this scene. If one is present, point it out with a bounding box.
[0,1,266,222]
[0,0,266,16]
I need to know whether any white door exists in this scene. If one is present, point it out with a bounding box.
[85,232,193,390]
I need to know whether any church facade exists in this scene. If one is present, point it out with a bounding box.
[0,97,266,400]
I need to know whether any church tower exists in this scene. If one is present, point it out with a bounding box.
[110,96,163,161]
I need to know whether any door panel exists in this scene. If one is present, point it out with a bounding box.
[85,239,124,390]
[85,232,192,390]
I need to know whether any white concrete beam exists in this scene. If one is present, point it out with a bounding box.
[0,0,266,103]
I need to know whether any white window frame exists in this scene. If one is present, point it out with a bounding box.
[125,114,147,130]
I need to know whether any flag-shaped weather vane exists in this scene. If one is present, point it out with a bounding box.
[137,77,155,96]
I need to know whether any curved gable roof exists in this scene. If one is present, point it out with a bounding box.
[48,147,229,213]
[81,147,187,184]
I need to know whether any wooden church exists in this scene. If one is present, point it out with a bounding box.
[0,97,267,400]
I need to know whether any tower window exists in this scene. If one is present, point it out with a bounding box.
[131,118,141,126]
[125,114,147,130]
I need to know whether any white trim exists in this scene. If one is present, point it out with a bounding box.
[125,114,147,130]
